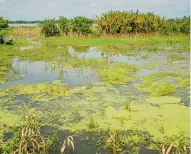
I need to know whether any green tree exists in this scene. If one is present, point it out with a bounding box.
[58,16,71,35]
[41,19,60,37]
[71,16,93,35]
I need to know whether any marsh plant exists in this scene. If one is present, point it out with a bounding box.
[87,118,99,131]
[14,116,47,154]
[106,133,123,154]
[159,133,190,154]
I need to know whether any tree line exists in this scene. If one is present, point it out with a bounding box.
[0,10,190,36]
[8,20,42,24]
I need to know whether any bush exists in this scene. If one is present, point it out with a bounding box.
[58,16,71,35]
[0,17,9,29]
[41,19,60,37]
[71,16,93,35]
[160,16,190,35]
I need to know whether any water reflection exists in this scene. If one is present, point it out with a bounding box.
[0,57,98,88]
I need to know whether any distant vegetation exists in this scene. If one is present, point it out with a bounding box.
[0,10,190,37]
[8,20,41,24]
[96,10,190,35]
[0,17,8,29]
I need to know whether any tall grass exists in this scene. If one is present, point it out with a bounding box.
[12,27,41,36]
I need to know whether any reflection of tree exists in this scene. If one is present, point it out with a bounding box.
[72,45,90,58]
[0,58,12,83]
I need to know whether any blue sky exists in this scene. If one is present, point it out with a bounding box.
[0,0,190,20]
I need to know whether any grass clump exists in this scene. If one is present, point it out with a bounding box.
[167,54,185,63]
[152,72,179,78]
[98,63,137,85]
[16,83,70,96]
[14,116,47,154]
[179,79,190,88]
[137,82,176,96]
[141,55,149,59]
[147,83,176,96]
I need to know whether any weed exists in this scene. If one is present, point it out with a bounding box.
[88,118,99,131]
[106,133,122,154]
[14,116,46,154]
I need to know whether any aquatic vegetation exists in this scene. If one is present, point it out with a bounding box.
[148,83,176,96]
[179,77,190,88]
[98,63,137,84]
[0,30,190,154]
[167,54,185,64]
[16,83,70,96]
[136,81,176,96]
[146,96,181,105]
[136,73,179,96]
[124,103,132,111]
[87,118,99,131]
[0,58,12,83]
[152,72,179,78]
[106,133,122,154]
[52,80,66,86]
[141,55,149,59]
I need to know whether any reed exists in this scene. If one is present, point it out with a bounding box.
[14,116,46,154]
[12,27,41,36]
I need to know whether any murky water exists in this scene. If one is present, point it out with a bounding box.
[0,44,190,154]
[1,45,189,89]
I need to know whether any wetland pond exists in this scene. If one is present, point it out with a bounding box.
[0,38,190,153]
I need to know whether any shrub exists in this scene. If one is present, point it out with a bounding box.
[58,16,71,35]
[71,16,93,35]
[41,19,60,37]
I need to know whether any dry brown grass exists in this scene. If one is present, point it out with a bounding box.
[14,116,47,154]
[61,136,75,153]
[12,27,41,36]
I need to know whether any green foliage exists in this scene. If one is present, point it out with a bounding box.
[41,19,60,37]
[47,132,60,153]
[58,16,71,35]
[96,10,190,35]
[96,10,164,34]
[87,118,99,131]
[160,16,190,35]
[0,17,9,30]
[98,63,137,85]
[146,82,176,96]
[71,16,93,35]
